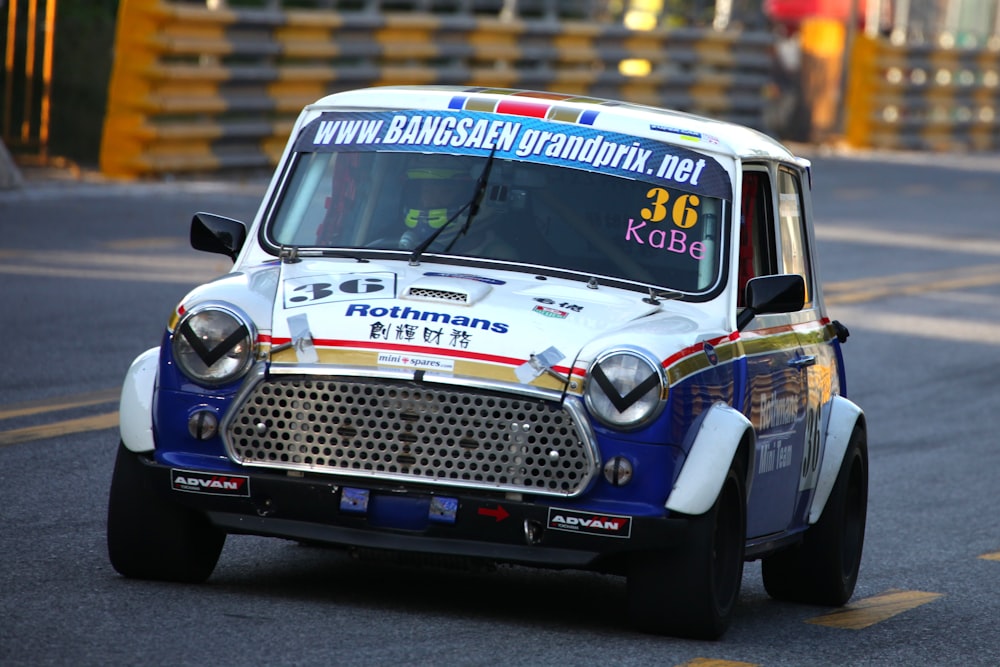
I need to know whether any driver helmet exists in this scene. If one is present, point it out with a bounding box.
[401,161,472,243]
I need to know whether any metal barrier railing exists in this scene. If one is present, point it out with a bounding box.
[844,34,1000,152]
[99,0,776,178]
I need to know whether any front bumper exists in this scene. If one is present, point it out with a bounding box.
[145,455,690,569]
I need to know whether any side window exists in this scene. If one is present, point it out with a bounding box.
[738,169,775,307]
[776,167,813,305]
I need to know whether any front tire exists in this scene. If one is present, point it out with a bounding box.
[762,424,868,605]
[627,458,747,639]
[107,442,225,583]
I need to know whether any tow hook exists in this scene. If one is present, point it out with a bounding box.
[524,519,544,545]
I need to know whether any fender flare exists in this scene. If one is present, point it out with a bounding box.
[665,403,753,516]
[808,395,865,524]
[119,347,159,453]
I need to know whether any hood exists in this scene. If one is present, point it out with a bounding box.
[265,259,678,389]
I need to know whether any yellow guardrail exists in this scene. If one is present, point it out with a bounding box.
[845,34,1000,152]
[100,0,776,178]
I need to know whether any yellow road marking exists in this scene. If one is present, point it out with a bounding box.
[678,660,759,667]
[0,411,120,447]
[978,552,1000,561]
[0,388,120,421]
[814,225,1000,304]
[823,262,1000,293]
[806,590,943,630]
[825,266,1000,305]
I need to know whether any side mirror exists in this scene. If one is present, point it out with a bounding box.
[737,274,805,331]
[190,212,248,261]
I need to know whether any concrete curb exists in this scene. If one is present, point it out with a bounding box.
[0,139,24,190]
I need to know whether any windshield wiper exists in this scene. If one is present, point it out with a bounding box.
[642,287,684,305]
[408,147,497,266]
[279,246,368,263]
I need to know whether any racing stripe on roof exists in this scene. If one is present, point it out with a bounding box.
[447,90,611,125]
[496,98,549,118]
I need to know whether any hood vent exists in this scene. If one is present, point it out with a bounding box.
[401,277,492,306]
[405,287,469,303]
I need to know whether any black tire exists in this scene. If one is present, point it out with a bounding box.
[762,424,868,605]
[627,457,747,639]
[107,442,225,583]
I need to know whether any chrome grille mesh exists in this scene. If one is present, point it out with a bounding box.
[225,378,596,496]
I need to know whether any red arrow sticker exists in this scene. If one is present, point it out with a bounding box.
[477,505,510,522]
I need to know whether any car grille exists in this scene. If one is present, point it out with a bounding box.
[224,377,597,496]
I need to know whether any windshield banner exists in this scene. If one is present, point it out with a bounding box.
[296,110,732,200]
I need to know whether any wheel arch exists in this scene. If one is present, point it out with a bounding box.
[665,403,754,516]
[120,347,159,453]
[808,395,866,524]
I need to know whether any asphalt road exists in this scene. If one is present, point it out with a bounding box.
[1,150,999,666]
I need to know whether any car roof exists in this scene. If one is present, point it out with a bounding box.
[307,85,797,164]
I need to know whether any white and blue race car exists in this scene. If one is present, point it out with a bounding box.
[107,85,867,639]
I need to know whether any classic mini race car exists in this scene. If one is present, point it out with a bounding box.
[107,85,867,639]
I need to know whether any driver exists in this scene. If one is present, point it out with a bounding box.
[398,157,519,260]
[399,164,471,250]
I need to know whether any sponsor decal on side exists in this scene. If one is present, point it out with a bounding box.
[171,469,250,497]
[757,438,794,475]
[547,507,632,538]
[758,390,798,431]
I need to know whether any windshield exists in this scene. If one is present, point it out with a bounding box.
[267,114,732,295]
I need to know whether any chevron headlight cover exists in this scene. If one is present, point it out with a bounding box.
[585,349,666,429]
[172,304,256,387]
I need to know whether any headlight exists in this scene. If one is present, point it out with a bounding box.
[585,349,665,429]
[172,304,256,386]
